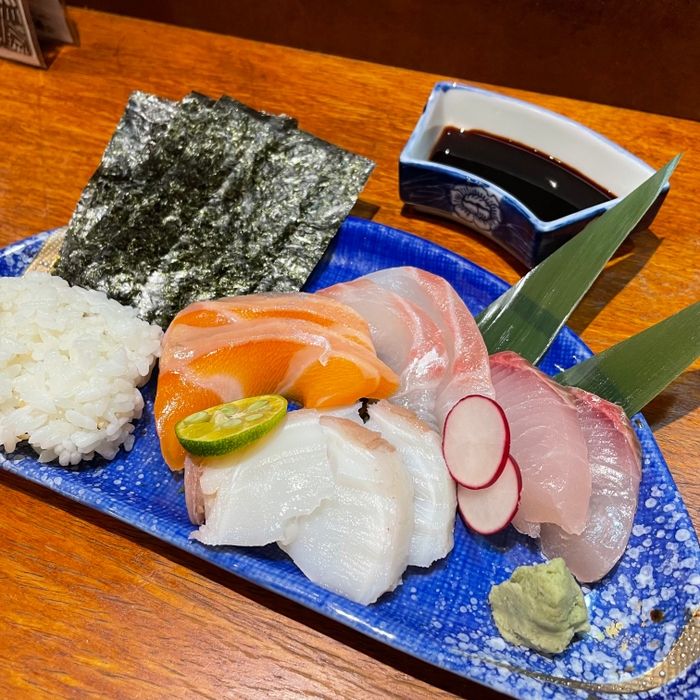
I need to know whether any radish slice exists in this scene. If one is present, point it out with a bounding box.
[457,456,522,535]
[442,395,510,489]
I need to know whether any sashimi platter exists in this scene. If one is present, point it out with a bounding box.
[2,90,700,700]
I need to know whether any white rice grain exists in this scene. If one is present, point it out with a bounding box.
[0,273,163,465]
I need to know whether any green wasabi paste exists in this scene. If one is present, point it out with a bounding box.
[488,558,590,654]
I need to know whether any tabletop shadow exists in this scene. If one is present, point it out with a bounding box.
[400,204,530,278]
[349,199,380,220]
[641,368,700,432]
[567,227,662,336]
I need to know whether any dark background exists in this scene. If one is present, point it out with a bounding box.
[65,0,700,122]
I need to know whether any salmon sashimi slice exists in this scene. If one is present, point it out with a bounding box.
[156,308,399,471]
[318,277,448,430]
[172,292,375,351]
[490,351,591,536]
[364,266,494,429]
[539,388,642,582]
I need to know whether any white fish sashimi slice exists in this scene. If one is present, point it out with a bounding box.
[365,401,456,568]
[364,266,494,428]
[539,388,642,582]
[189,409,335,547]
[320,400,456,567]
[280,416,415,606]
[490,351,591,536]
[318,279,448,430]
[317,401,365,423]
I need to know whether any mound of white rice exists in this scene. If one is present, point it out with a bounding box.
[0,273,163,466]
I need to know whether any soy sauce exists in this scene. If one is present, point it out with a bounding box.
[429,128,614,222]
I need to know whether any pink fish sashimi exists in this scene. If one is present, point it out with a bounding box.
[318,278,448,430]
[364,267,494,428]
[490,351,591,536]
[539,388,642,582]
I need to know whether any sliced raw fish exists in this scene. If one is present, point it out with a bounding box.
[280,416,414,605]
[174,292,375,351]
[490,351,591,536]
[189,409,335,546]
[539,388,642,582]
[156,301,399,471]
[317,401,365,422]
[320,400,456,567]
[364,266,494,428]
[365,401,456,567]
[318,278,448,430]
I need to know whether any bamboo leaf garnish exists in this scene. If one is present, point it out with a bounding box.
[554,300,700,417]
[476,155,681,364]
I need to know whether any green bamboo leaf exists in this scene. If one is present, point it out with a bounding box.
[554,300,700,417]
[476,155,681,364]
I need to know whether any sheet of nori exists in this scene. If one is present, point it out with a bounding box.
[55,91,218,306]
[55,92,180,286]
[54,91,375,328]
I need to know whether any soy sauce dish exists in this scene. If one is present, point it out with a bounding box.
[399,82,669,267]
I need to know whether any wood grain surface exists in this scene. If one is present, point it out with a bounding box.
[1,8,699,699]
[65,0,700,122]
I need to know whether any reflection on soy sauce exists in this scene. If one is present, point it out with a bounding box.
[429,127,615,222]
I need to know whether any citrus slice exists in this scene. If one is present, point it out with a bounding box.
[175,394,288,457]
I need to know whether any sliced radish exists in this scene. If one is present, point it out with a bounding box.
[442,395,510,489]
[457,456,522,535]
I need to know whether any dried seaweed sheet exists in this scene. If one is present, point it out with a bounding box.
[54,91,375,327]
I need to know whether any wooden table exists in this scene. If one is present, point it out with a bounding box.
[1,8,699,699]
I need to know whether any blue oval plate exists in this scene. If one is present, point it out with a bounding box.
[2,218,700,699]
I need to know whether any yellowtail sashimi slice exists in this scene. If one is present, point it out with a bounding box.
[280,416,415,606]
[187,410,334,546]
[365,401,456,568]
[490,351,591,537]
[318,278,448,431]
[365,266,494,428]
[539,388,642,582]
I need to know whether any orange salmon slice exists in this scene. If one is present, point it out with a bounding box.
[156,302,399,471]
[171,293,375,351]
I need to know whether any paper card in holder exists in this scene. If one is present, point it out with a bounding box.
[0,0,74,69]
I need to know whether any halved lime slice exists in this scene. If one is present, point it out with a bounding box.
[175,394,288,457]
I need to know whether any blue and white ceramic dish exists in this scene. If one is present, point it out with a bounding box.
[399,83,669,268]
[2,220,700,699]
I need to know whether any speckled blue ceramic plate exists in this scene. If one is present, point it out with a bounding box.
[2,219,700,699]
